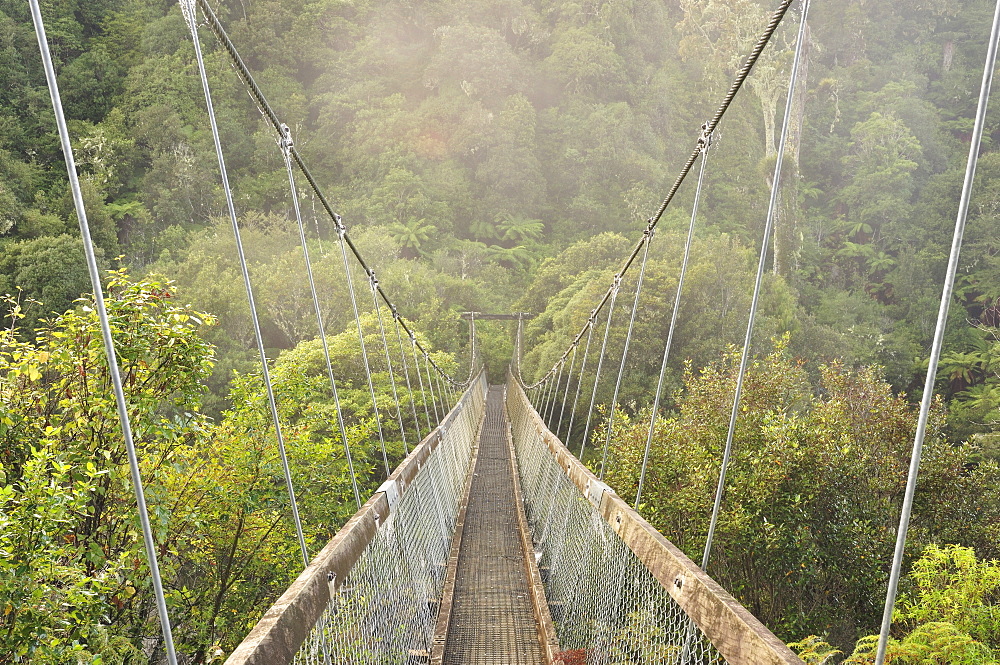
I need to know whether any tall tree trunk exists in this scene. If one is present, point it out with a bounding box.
[774,19,810,278]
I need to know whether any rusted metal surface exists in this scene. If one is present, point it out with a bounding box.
[507,374,803,665]
[224,369,487,665]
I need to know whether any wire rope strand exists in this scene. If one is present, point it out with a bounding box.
[636,133,711,510]
[423,351,442,423]
[337,218,391,476]
[369,270,409,455]
[565,317,596,451]
[280,126,361,510]
[410,333,433,432]
[192,0,466,388]
[555,344,579,439]
[393,310,423,442]
[702,0,811,571]
[30,4,180,662]
[539,373,554,421]
[520,0,795,389]
[181,1,309,568]
[580,279,621,460]
[875,1,1000,662]
[599,230,653,481]
[547,360,566,427]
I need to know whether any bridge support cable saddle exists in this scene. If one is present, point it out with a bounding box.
[31,2,180,661]
[874,0,1000,662]
[180,0,310,568]
[703,0,811,572]
[280,122,361,511]
[637,124,712,509]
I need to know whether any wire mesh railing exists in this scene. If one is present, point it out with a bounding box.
[225,369,487,665]
[506,371,803,665]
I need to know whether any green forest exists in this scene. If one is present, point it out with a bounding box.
[3,0,1000,661]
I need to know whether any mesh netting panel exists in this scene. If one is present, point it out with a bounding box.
[507,385,727,665]
[293,375,485,665]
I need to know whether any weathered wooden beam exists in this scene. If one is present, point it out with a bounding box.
[225,370,486,665]
[508,376,804,665]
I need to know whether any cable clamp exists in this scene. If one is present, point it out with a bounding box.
[390,304,400,320]
[698,122,713,152]
[335,214,346,238]
[279,122,293,152]
[612,275,622,294]
[368,269,379,290]
[643,219,656,239]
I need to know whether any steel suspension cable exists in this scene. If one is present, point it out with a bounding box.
[191,0,467,389]
[555,344,579,439]
[875,2,1000,662]
[337,218,390,475]
[280,125,361,510]
[410,333,433,432]
[702,0,811,571]
[30,3,179,662]
[565,316,596,450]
[423,351,442,422]
[580,279,621,460]
[392,309,423,442]
[636,129,712,509]
[540,372,555,421]
[546,360,566,427]
[599,229,654,481]
[435,365,448,413]
[519,0,795,390]
[368,271,409,455]
[181,0,309,568]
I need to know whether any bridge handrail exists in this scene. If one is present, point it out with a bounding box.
[225,367,488,665]
[507,370,803,665]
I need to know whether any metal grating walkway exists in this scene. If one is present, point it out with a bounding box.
[442,386,545,664]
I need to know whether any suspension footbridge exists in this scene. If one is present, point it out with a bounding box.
[224,374,799,664]
[22,0,1000,661]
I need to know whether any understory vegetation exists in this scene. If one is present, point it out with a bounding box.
[2,0,1000,660]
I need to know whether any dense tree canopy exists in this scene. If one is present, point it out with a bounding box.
[4,0,1000,660]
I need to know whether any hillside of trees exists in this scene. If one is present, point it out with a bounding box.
[3,0,1000,660]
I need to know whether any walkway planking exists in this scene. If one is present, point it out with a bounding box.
[442,386,546,664]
